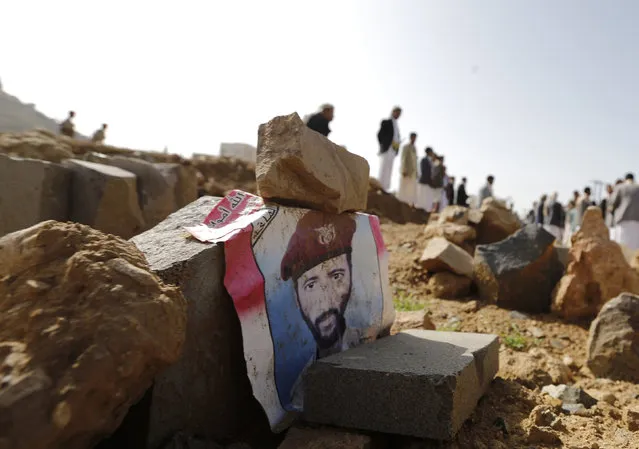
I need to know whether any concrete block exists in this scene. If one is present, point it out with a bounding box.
[303,330,499,440]
[0,154,70,237]
[63,159,144,238]
[130,196,266,447]
[104,156,175,229]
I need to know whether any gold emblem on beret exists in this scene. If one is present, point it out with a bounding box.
[316,224,336,246]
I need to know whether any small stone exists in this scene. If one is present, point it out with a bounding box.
[391,310,436,334]
[624,407,639,431]
[562,403,588,415]
[510,311,530,320]
[462,300,479,313]
[562,355,576,368]
[601,392,617,405]
[52,401,71,428]
[529,327,545,338]
[526,425,561,445]
[550,339,566,349]
[25,279,51,291]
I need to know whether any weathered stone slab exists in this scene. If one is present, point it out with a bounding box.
[303,330,499,440]
[130,196,266,447]
[155,162,198,209]
[420,237,474,277]
[103,156,174,230]
[587,292,639,382]
[474,224,563,313]
[256,112,369,214]
[0,154,70,237]
[278,426,373,449]
[63,159,144,239]
[0,220,186,449]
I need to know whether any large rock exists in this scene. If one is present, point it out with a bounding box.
[0,220,186,449]
[474,197,521,245]
[419,237,474,277]
[587,293,639,382]
[426,272,472,299]
[63,159,145,239]
[552,207,639,320]
[130,196,266,447]
[474,224,563,313]
[423,222,476,254]
[303,330,499,440]
[0,154,70,237]
[155,163,198,209]
[278,427,373,449]
[256,112,369,214]
[102,156,175,230]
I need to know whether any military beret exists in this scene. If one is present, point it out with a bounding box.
[281,211,357,282]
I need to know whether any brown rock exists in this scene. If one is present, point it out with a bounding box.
[438,205,469,225]
[624,407,639,431]
[426,272,472,299]
[525,425,561,445]
[474,198,521,245]
[256,113,369,214]
[587,292,639,382]
[0,220,186,449]
[0,131,74,163]
[505,348,572,388]
[419,237,474,277]
[552,207,639,320]
[423,222,476,254]
[391,310,436,334]
[278,426,373,449]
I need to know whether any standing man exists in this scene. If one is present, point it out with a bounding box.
[610,173,639,250]
[417,147,436,211]
[397,132,418,206]
[429,156,445,212]
[376,106,402,191]
[456,177,469,206]
[91,123,108,144]
[477,175,495,207]
[445,176,455,208]
[306,104,334,137]
[59,111,76,138]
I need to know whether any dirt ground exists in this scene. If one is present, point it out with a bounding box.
[382,222,639,449]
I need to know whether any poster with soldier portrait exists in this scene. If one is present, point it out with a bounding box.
[186,190,393,431]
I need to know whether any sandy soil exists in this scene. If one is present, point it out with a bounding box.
[382,222,639,449]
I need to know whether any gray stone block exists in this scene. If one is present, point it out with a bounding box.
[0,154,70,237]
[63,159,144,238]
[303,329,499,440]
[130,196,266,448]
[104,156,175,230]
[155,163,198,210]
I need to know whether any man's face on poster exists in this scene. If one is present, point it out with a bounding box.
[295,253,352,349]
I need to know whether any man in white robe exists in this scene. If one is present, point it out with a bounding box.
[397,132,418,206]
[376,106,402,191]
[610,173,639,250]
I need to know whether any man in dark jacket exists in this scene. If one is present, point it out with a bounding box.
[376,106,402,191]
[417,147,435,211]
[456,177,469,206]
[306,104,334,137]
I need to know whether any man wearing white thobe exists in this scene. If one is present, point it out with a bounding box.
[477,175,495,207]
[397,132,418,206]
[417,147,436,211]
[376,106,402,191]
[610,173,639,250]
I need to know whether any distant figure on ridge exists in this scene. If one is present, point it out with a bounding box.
[397,132,418,206]
[477,175,495,207]
[59,111,76,138]
[306,104,334,137]
[376,106,402,191]
[609,173,639,250]
[456,177,469,206]
[91,123,108,144]
[417,147,436,211]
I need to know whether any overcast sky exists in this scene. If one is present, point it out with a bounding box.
[2,0,638,212]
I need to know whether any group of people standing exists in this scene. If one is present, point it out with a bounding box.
[59,110,108,144]
[528,173,639,251]
[304,104,497,212]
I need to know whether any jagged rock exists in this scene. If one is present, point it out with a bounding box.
[426,272,472,299]
[391,310,436,334]
[277,426,373,449]
[256,112,369,214]
[62,159,145,239]
[0,154,70,237]
[0,131,74,162]
[101,156,175,230]
[587,292,639,382]
[505,348,572,388]
[474,225,563,313]
[474,197,521,245]
[420,237,474,277]
[541,384,597,409]
[423,222,476,254]
[131,197,267,446]
[552,207,639,320]
[438,205,469,225]
[0,221,186,449]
